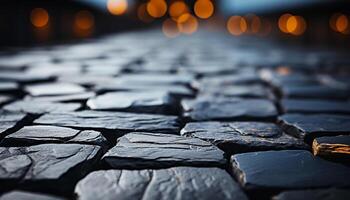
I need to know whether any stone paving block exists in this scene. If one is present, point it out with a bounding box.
[200,85,274,99]
[3,100,81,115]
[75,167,248,200]
[0,82,19,93]
[281,99,350,114]
[281,85,349,100]
[25,83,86,97]
[182,97,278,121]
[279,114,350,139]
[87,91,176,114]
[0,95,13,106]
[34,111,180,135]
[1,125,108,147]
[181,121,307,154]
[231,150,350,191]
[273,188,350,200]
[113,74,194,86]
[102,132,226,169]
[0,191,66,200]
[25,92,95,103]
[0,72,53,83]
[313,135,350,158]
[0,111,27,138]
[0,144,102,194]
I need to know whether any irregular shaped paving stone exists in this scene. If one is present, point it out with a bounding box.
[0,82,19,93]
[0,144,102,194]
[181,122,307,154]
[87,91,176,114]
[0,111,27,138]
[1,125,108,147]
[279,114,350,140]
[313,135,350,158]
[25,83,86,97]
[182,97,278,121]
[0,72,53,83]
[0,95,13,106]
[3,100,81,115]
[273,188,350,200]
[281,85,349,100]
[231,150,350,191]
[281,99,350,114]
[0,191,66,200]
[75,167,248,200]
[102,132,226,169]
[34,111,180,135]
[113,74,194,86]
[200,85,274,99]
[25,92,95,103]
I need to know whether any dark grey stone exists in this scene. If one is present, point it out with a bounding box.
[0,111,27,138]
[279,114,350,139]
[231,150,350,191]
[273,188,350,200]
[1,125,108,147]
[0,82,19,93]
[75,167,248,200]
[181,121,307,154]
[24,92,95,103]
[281,85,349,100]
[3,100,81,115]
[25,83,86,97]
[313,135,350,158]
[281,99,350,114]
[0,191,66,200]
[87,91,176,114]
[200,85,274,99]
[34,111,180,134]
[182,97,278,121]
[0,144,102,194]
[102,132,226,169]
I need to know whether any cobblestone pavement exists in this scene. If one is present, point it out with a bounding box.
[0,31,350,200]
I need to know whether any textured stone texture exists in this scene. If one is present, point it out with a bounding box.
[0,111,27,138]
[0,191,66,200]
[1,125,108,147]
[313,135,350,158]
[0,144,102,194]
[181,121,307,154]
[34,111,180,134]
[279,114,350,139]
[75,167,248,200]
[102,132,226,169]
[231,150,350,191]
[182,97,278,121]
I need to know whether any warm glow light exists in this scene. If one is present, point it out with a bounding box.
[251,15,261,34]
[226,16,247,36]
[276,66,292,75]
[162,18,180,38]
[107,0,128,15]
[147,0,167,18]
[336,14,349,33]
[194,0,214,19]
[177,14,198,35]
[169,1,188,21]
[278,13,292,33]
[30,8,49,28]
[286,16,298,33]
[75,10,94,30]
[138,3,154,23]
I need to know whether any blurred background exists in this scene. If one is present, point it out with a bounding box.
[1,0,349,47]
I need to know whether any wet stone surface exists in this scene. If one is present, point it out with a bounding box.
[279,114,350,139]
[1,125,108,147]
[34,111,180,135]
[181,121,307,154]
[231,150,350,191]
[313,135,350,159]
[75,167,248,200]
[102,132,226,169]
[182,97,278,121]
[0,144,102,194]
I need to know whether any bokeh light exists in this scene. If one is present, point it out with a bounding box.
[278,13,292,33]
[169,1,188,21]
[330,13,349,34]
[137,3,154,23]
[194,0,214,19]
[177,14,198,35]
[279,14,306,35]
[107,0,128,15]
[30,8,49,28]
[226,16,247,36]
[75,10,94,30]
[147,0,167,18]
[162,18,180,38]
[250,15,261,34]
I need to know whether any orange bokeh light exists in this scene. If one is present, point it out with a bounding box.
[226,16,247,36]
[162,18,180,38]
[250,15,261,34]
[30,8,49,28]
[279,14,306,35]
[278,13,292,33]
[177,14,198,35]
[169,1,188,21]
[75,10,94,30]
[194,0,214,19]
[138,3,154,23]
[335,14,349,33]
[107,0,128,15]
[147,0,167,18]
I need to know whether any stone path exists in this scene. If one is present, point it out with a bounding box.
[0,31,349,199]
